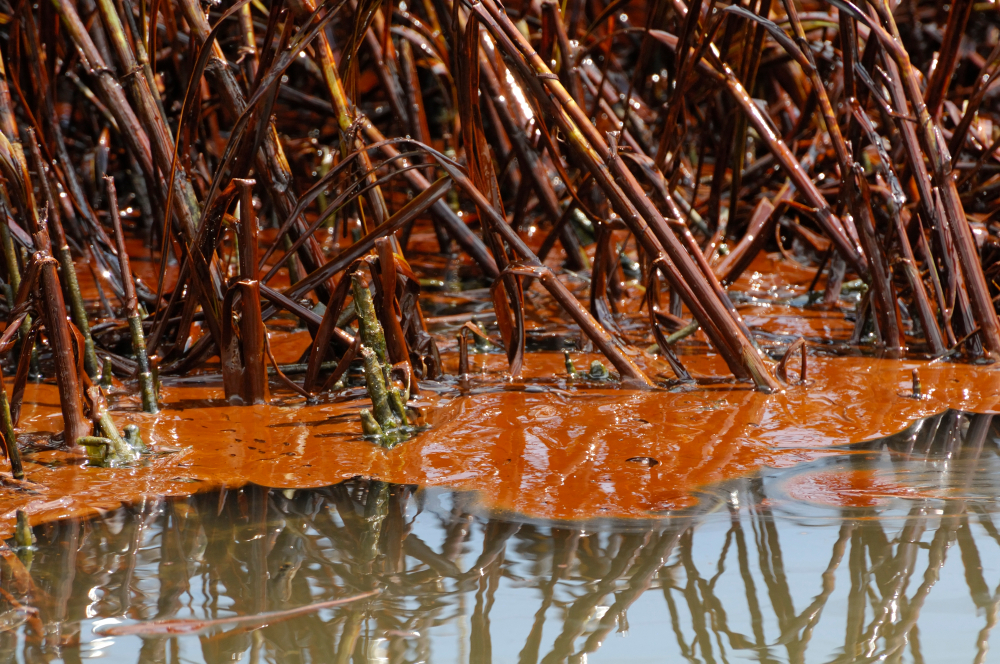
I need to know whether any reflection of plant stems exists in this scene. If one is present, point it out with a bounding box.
[470,552,502,663]
[787,523,854,650]
[857,508,926,657]
[882,508,958,660]
[541,533,647,662]
[731,512,769,651]
[678,529,717,662]
[359,481,389,565]
[519,529,580,663]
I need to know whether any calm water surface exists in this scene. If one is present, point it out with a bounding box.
[4,410,1000,663]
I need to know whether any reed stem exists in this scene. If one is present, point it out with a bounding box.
[106,177,158,413]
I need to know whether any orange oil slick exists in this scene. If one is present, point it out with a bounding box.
[1,350,996,535]
[1,251,996,534]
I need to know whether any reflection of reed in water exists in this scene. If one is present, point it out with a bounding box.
[1,411,1000,663]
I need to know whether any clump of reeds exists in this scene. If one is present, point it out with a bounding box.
[0,0,993,461]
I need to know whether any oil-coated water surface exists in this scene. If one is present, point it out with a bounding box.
[4,410,1000,663]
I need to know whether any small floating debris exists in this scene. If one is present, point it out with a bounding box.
[588,360,610,381]
[564,350,578,379]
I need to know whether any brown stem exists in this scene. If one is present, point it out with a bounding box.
[923,0,974,121]
[34,229,89,447]
[24,130,100,378]
[106,176,158,412]
[222,179,269,405]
